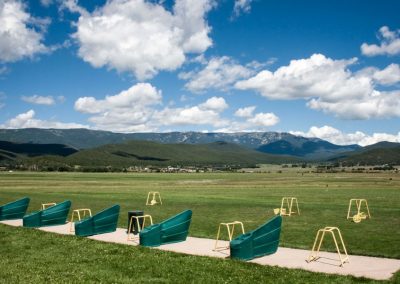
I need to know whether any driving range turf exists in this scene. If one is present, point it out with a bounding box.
[0,171,399,282]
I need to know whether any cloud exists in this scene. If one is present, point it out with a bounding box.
[154,104,228,128]
[247,112,279,127]
[234,106,256,118]
[74,83,162,132]
[233,0,253,18]
[235,53,400,119]
[0,92,5,109]
[21,95,56,105]
[361,26,400,56]
[75,82,232,131]
[67,0,213,80]
[40,0,53,7]
[216,109,280,132]
[75,83,162,114]
[180,56,256,92]
[368,64,400,85]
[290,125,400,146]
[0,0,49,63]
[1,109,88,129]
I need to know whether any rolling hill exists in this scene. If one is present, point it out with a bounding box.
[0,141,77,162]
[330,142,400,165]
[61,140,299,167]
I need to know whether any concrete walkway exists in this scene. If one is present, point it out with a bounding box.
[1,219,399,280]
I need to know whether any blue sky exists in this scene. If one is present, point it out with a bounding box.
[0,0,399,145]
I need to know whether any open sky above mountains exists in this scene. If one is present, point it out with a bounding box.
[0,0,399,146]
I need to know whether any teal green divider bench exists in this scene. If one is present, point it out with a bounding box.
[140,210,192,247]
[23,200,71,228]
[230,215,282,261]
[0,197,30,221]
[74,205,120,237]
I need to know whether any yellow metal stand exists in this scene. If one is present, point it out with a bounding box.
[127,214,153,241]
[307,227,349,267]
[347,199,371,223]
[41,202,56,210]
[69,209,92,232]
[276,197,300,216]
[146,192,162,206]
[213,221,245,251]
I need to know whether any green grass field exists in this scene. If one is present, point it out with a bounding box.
[0,171,399,282]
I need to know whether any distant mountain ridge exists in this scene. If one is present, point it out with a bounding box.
[0,128,360,160]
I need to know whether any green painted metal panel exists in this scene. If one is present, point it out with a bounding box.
[0,197,30,221]
[230,215,282,261]
[75,205,120,237]
[140,210,192,247]
[23,200,71,228]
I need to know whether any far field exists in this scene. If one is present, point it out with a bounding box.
[1,170,399,259]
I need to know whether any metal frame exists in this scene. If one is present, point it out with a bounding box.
[347,199,371,223]
[69,209,92,232]
[146,191,162,206]
[41,202,56,210]
[279,197,300,216]
[307,226,349,267]
[213,221,245,251]
[127,214,153,241]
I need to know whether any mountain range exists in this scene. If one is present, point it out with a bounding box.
[0,128,360,160]
[0,128,399,166]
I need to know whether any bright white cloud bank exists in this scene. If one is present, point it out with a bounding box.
[361,26,400,56]
[68,0,213,80]
[73,82,281,132]
[0,0,49,62]
[291,125,400,146]
[235,53,400,119]
[0,110,87,129]
[74,83,233,132]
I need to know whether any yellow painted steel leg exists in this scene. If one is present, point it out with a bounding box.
[127,215,153,241]
[41,202,56,210]
[70,209,92,232]
[307,227,349,267]
[213,221,245,251]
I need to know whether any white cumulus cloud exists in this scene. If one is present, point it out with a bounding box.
[247,112,279,127]
[234,106,256,118]
[180,56,256,93]
[21,95,55,105]
[153,96,229,127]
[290,125,400,146]
[0,0,49,63]
[74,83,162,132]
[235,53,400,119]
[361,26,400,56]
[67,0,213,80]
[233,0,253,17]
[1,109,88,129]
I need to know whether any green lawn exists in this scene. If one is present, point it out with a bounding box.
[0,171,399,282]
[0,224,393,283]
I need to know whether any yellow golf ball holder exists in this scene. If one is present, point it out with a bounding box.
[69,208,92,232]
[307,226,349,267]
[347,199,371,223]
[274,197,300,216]
[146,191,162,206]
[213,221,245,251]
